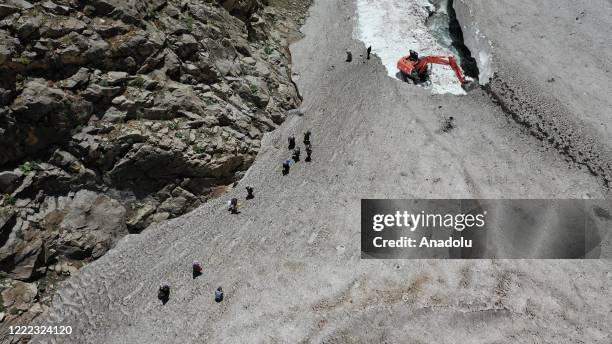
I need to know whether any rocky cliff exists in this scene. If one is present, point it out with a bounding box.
[0,0,309,326]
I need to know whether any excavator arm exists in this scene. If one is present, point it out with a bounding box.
[414,55,467,85]
[397,52,477,91]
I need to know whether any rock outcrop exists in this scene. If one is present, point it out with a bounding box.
[0,0,309,327]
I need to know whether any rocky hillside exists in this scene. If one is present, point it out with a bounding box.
[0,0,309,326]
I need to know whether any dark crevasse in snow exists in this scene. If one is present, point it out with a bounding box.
[427,0,479,79]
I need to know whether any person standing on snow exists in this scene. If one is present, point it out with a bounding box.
[228,198,238,214]
[215,287,224,303]
[158,284,170,304]
[305,144,312,162]
[246,186,254,199]
[192,261,203,279]
[303,131,311,146]
[292,146,301,162]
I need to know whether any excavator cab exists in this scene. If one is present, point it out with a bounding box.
[396,56,421,83]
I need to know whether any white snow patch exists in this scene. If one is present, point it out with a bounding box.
[353,0,466,95]
[478,49,492,84]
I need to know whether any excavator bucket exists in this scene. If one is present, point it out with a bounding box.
[461,80,479,92]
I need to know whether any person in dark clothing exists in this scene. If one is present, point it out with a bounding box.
[192,261,203,279]
[228,198,238,214]
[215,287,224,303]
[288,136,296,150]
[303,131,311,145]
[366,46,372,60]
[282,160,291,175]
[292,146,301,162]
[441,116,455,133]
[246,186,254,199]
[346,50,352,62]
[409,49,419,61]
[158,284,170,304]
[305,144,312,162]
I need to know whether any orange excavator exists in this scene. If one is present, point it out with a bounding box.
[397,50,476,90]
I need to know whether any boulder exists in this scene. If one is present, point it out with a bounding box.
[0,0,33,19]
[116,87,154,116]
[0,170,23,194]
[183,62,219,83]
[0,231,47,281]
[1,280,37,312]
[218,0,260,19]
[50,150,80,172]
[55,44,83,65]
[82,84,124,102]
[84,38,111,61]
[149,211,170,223]
[11,79,69,122]
[4,79,92,165]
[101,107,127,123]
[125,202,157,231]
[40,17,87,38]
[174,34,200,60]
[107,144,208,193]
[247,14,270,41]
[91,17,130,38]
[10,12,43,41]
[215,58,241,76]
[154,83,209,116]
[41,190,127,259]
[105,71,129,85]
[110,31,162,63]
[27,302,47,316]
[157,196,188,216]
[0,206,15,226]
[142,107,171,120]
[0,30,21,66]
[9,173,34,199]
[40,1,70,15]
[86,0,118,16]
[60,67,91,90]
[239,75,270,108]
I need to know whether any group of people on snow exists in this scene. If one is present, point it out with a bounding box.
[284,131,313,175]
[346,46,372,62]
[159,130,315,304]
[158,261,223,304]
